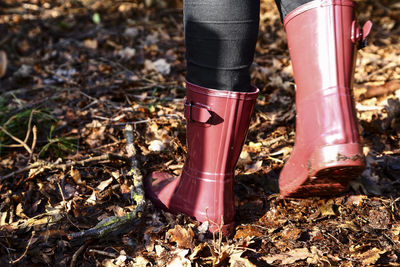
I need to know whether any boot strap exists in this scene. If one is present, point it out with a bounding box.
[184,102,212,123]
[351,20,372,49]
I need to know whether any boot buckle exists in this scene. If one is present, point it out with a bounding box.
[351,20,372,49]
[184,102,212,123]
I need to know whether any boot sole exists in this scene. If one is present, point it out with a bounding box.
[284,165,364,198]
[280,143,365,198]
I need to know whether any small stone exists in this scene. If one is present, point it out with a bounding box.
[153,58,171,75]
[117,47,136,60]
[124,27,139,38]
[148,140,165,152]
[14,64,32,79]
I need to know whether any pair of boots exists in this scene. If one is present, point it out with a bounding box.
[145,0,372,234]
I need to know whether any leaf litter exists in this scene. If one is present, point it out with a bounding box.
[0,0,399,266]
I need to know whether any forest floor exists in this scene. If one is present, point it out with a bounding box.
[0,0,399,266]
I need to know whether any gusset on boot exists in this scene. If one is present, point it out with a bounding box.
[145,82,259,235]
[279,0,372,197]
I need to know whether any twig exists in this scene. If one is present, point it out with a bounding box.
[57,181,67,208]
[0,153,129,181]
[29,125,37,163]
[44,68,78,86]
[53,154,129,171]
[373,0,392,14]
[0,85,52,98]
[365,64,400,81]
[92,141,121,151]
[70,241,89,267]
[326,232,342,245]
[267,156,284,164]
[1,109,38,159]
[263,135,286,147]
[357,80,400,100]
[0,162,40,181]
[0,126,32,154]
[87,249,134,260]
[128,83,184,92]
[23,109,35,144]
[88,249,117,258]
[9,231,35,264]
[0,50,7,78]
[112,114,181,127]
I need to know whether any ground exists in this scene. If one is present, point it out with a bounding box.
[0,0,399,266]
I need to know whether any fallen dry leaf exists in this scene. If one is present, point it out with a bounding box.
[279,225,301,241]
[248,141,263,152]
[262,248,314,265]
[167,249,190,267]
[345,195,367,206]
[96,177,113,192]
[166,225,195,249]
[133,256,150,267]
[70,167,84,185]
[244,160,263,174]
[84,38,98,49]
[86,191,97,205]
[189,242,208,261]
[16,203,28,219]
[234,225,263,239]
[318,199,337,217]
[229,251,257,267]
[354,247,386,266]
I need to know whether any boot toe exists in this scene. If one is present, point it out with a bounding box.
[144,171,180,211]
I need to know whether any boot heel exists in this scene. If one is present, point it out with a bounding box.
[280,144,365,198]
[307,143,365,184]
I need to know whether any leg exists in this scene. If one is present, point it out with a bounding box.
[277,0,372,197]
[145,0,260,235]
[185,0,260,92]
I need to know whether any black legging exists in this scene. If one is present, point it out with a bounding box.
[184,0,314,92]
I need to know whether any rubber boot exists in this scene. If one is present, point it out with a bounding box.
[145,82,259,234]
[279,0,372,197]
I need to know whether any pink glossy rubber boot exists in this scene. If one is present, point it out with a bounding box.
[145,82,259,234]
[279,0,372,197]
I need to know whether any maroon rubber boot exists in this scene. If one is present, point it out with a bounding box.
[279,0,372,197]
[145,82,259,234]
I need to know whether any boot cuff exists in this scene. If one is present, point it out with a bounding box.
[283,0,354,27]
[186,81,259,100]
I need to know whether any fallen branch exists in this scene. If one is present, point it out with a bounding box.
[357,80,400,100]
[124,124,147,216]
[68,124,148,240]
